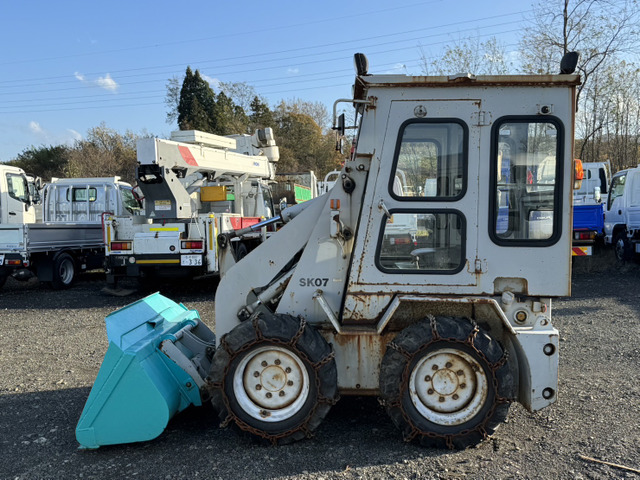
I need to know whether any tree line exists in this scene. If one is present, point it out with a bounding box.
[5,68,344,183]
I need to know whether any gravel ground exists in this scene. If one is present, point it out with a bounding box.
[1,254,639,480]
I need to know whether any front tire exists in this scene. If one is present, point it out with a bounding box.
[614,232,633,262]
[208,312,338,444]
[379,316,515,449]
[51,253,75,289]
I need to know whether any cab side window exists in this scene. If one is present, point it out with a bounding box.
[6,173,29,203]
[490,118,563,245]
[608,173,626,210]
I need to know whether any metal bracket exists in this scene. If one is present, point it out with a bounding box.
[312,290,342,334]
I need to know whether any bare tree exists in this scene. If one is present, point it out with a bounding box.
[164,76,181,125]
[520,0,639,102]
[521,0,640,167]
[420,37,512,75]
[65,124,142,184]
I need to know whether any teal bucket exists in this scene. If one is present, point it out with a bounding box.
[76,293,215,449]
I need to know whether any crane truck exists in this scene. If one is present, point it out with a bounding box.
[0,167,139,289]
[76,53,580,450]
[102,128,279,285]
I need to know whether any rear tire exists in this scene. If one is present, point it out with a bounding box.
[51,253,75,289]
[0,269,8,289]
[208,312,338,444]
[379,316,515,449]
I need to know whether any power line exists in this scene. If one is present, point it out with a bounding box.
[0,23,525,98]
[0,0,446,68]
[0,10,530,88]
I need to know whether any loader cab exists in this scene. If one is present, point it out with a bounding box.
[341,76,573,320]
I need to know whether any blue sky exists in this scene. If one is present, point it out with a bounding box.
[0,0,532,162]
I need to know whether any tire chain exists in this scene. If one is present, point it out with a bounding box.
[383,315,512,449]
[209,312,339,445]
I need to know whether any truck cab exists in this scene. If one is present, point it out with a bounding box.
[0,165,39,224]
[604,166,640,260]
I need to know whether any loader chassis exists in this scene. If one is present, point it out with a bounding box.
[76,64,578,450]
[211,75,576,447]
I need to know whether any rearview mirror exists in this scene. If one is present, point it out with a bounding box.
[337,113,345,137]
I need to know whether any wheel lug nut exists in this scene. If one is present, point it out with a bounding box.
[452,394,459,400]
[432,364,439,371]
[438,396,445,403]
[424,375,431,382]
[253,371,260,377]
[266,392,272,398]
[256,384,262,390]
[274,359,281,365]
[457,370,464,376]
[460,383,466,389]
[287,380,294,386]
[261,361,268,367]
[279,391,285,397]
[427,388,434,395]
[445,362,452,368]
[285,367,291,373]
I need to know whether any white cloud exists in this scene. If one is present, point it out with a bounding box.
[29,121,44,134]
[95,73,118,91]
[201,74,221,91]
[385,64,408,74]
[66,129,82,142]
[74,71,119,92]
[287,68,299,75]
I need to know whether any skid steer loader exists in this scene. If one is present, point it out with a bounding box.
[76,53,580,450]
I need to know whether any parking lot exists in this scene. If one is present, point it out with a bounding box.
[1,257,639,479]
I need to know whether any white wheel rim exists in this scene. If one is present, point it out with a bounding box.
[409,348,489,426]
[233,346,310,423]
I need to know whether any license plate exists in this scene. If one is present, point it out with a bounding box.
[181,254,202,266]
[0,254,4,265]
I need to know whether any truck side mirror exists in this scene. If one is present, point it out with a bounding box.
[337,113,345,137]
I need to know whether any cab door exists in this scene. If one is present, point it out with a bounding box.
[345,99,482,319]
[3,171,32,224]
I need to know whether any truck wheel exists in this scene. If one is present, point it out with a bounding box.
[235,243,248,261]
[0,269,7,289]
[379,316,515,449]
[51,253,75,289]
[614,232,633,262]
[208,312,338,444]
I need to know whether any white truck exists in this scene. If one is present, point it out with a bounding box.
[103,128,279,285]
[603,165,640,260]
[0,168,139,289]
[77,52,581,450]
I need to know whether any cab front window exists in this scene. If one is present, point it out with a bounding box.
[390,120,467,200]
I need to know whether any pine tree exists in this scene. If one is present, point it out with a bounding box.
[177,67,216,132]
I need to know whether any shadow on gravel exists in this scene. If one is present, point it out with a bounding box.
[0,389,454,479]
[0,273,219,311]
